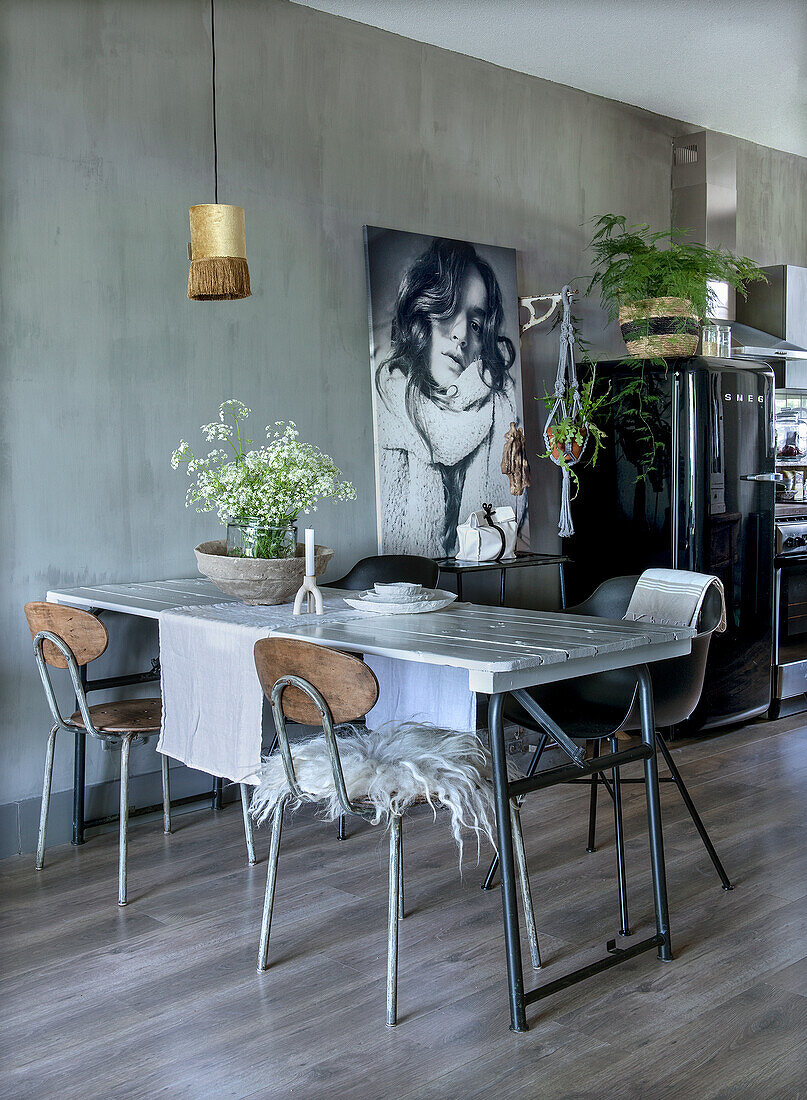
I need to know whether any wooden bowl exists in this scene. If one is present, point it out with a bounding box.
[194,541,334,605]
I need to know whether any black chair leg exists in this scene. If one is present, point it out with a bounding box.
[655,733,734,890]
[611,738,631,936]
[482,732,548,890]
[586,738,601,852]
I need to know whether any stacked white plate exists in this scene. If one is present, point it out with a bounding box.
[343,581,458,615]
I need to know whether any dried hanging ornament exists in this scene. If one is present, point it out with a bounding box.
[501,422,531,497]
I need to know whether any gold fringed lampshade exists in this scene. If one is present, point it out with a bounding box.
[188,204,251,301]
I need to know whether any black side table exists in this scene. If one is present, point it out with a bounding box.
[434,552,570,607]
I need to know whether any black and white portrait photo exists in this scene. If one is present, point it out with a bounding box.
[364,226,529,557]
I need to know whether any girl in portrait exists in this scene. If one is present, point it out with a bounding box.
[373,236,523,557]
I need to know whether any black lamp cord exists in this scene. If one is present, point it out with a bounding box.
[211,0,218,203]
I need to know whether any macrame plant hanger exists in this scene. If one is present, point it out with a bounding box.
[543,285,584,538]
[520,284,584,539]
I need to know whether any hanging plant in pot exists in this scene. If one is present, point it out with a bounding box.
[536,285,607,538]
[540,372,607,523]
[586,214,766,359]
[171,400,355,604]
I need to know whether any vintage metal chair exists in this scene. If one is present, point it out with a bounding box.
[321,553,440,842]
[483,574,732,937]
[24,602,170,906]
[251,637,540,1026]
[323,553,439,592]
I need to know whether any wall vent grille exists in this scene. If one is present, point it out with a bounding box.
[674,142,699,166]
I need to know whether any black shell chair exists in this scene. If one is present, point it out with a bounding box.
[484,575,732,933]
[324,554,439,592]
[506,575,725,736]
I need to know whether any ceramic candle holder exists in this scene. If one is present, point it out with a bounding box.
[293,574,324,615]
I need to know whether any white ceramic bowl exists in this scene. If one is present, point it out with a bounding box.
[343,590,458,615]
[373,581,422,596]
[361,590,430,604]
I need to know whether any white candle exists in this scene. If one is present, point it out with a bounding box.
[305,528,315,576]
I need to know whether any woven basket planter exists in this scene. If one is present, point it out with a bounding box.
[618,297,700,358]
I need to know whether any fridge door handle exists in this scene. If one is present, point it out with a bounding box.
[741,473,784,482]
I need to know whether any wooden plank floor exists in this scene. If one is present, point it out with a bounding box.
[2,714,806,1099]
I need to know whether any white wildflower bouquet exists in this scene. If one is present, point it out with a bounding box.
[172,400,355,545]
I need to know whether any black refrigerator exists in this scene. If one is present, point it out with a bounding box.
[565,356,776,730]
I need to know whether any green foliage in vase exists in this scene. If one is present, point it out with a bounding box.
[586,214,766,320]
[171,400,356,543]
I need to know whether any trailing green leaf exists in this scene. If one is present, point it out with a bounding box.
[608,357,670,488]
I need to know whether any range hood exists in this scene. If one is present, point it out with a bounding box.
[734,265,807,385]
[672,132,807,383]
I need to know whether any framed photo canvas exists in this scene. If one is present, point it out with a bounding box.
[364,226,529,558]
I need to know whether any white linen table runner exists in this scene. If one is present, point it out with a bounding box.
[157,595,477,783]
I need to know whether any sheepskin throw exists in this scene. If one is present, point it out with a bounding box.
[250,723,499,862]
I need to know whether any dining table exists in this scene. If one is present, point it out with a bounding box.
[269,602,694,1032]
[47,578,693,1032]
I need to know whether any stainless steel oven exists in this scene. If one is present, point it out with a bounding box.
[773,515,807,711]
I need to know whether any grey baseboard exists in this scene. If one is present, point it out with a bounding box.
[1,764,237,860]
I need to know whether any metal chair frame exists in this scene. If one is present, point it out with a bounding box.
[256,672,540,1027]
[31,628,170,906]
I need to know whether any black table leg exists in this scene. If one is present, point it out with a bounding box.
[610,737,631,938]
[213,776,223,811]
[72,730,86,845]
[488,691,528,1032]
[456,574,463,601]
[636,665,673,961]
[500,568,507,606]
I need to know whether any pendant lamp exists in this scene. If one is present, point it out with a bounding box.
[187,0,251,301]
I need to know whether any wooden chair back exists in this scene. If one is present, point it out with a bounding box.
[24,602,109,668]
[253,637,379,725]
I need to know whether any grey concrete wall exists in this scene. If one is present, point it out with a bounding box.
[736,139,807,267]
[2,0,805,855]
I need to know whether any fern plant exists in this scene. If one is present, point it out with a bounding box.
[586,214,765,320]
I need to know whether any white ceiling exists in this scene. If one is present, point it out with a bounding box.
[293,0,807,159]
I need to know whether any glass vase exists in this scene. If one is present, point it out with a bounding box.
[226,519,297,560]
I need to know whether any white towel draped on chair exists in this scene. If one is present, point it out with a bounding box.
[623,568,727,633]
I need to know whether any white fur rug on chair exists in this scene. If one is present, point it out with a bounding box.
[249,723,502,860]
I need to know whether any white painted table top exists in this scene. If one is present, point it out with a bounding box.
[270,604,694,694]
[46,578,237,619]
